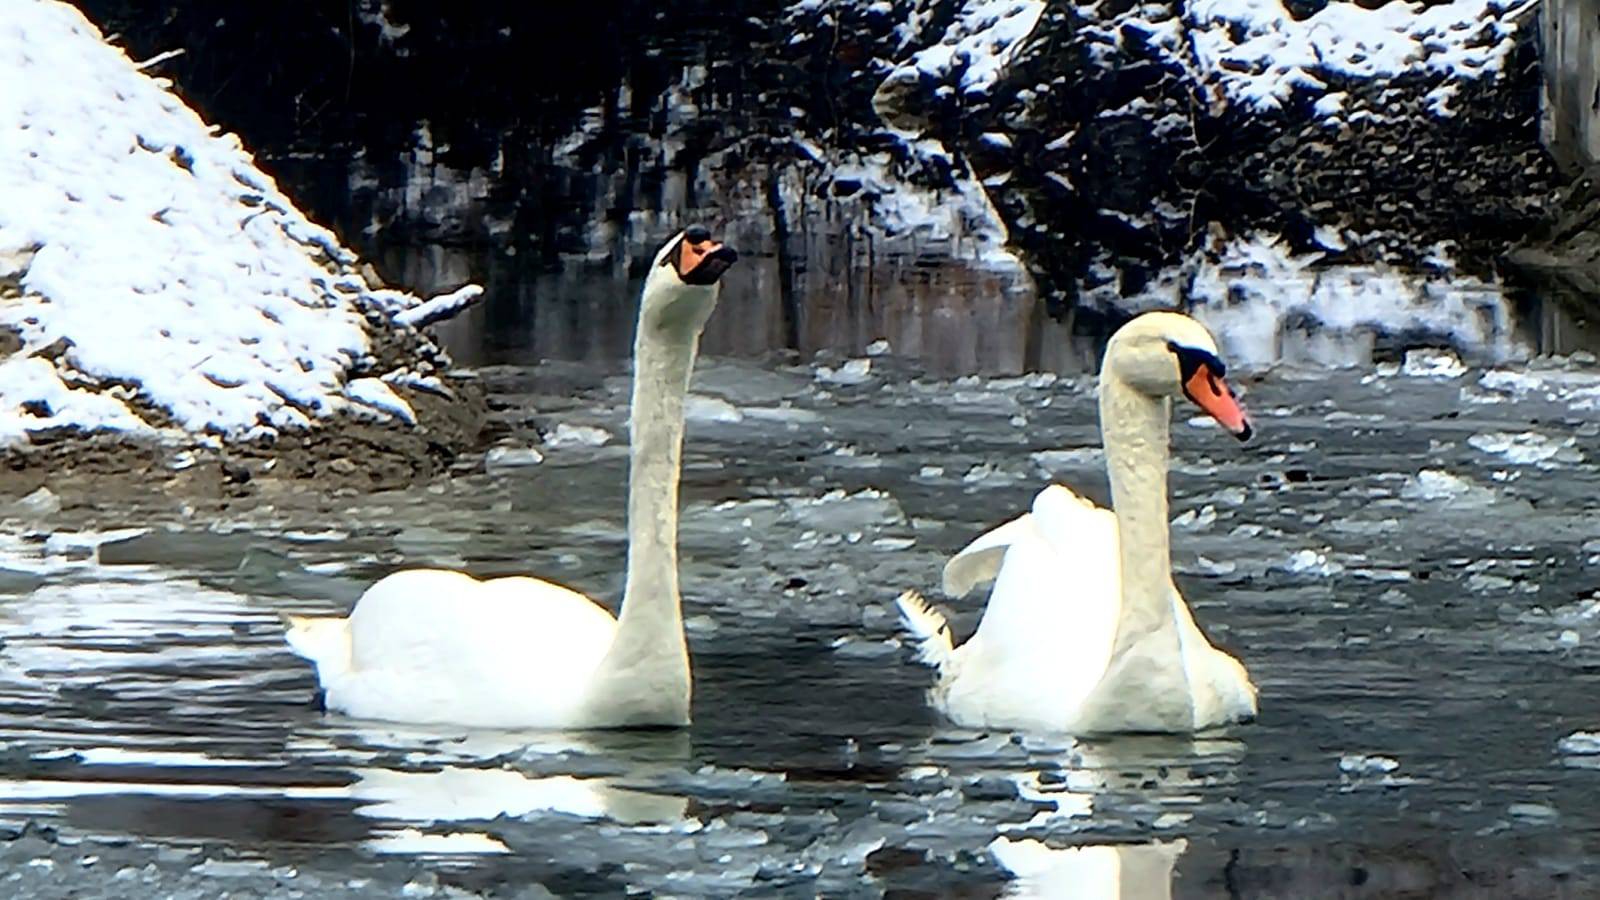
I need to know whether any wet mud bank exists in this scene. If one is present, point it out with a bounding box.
[0,372,486,504]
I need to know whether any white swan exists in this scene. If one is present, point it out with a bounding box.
[896,311,1257,734]
[284,227,738,729]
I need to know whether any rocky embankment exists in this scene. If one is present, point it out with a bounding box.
[75,1,1569,365]
[53,0,1588,379]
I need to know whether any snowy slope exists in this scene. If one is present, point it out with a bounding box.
[0,1,479,446]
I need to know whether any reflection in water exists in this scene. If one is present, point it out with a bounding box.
[310,722,692,852]
[990,837,1187,900]
[396,236,1600,377]
[352,768,687,854]
[998,733,1248,835]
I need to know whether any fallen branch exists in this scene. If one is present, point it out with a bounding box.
[393,284,486,329]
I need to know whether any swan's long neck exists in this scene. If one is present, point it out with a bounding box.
[585,281,711,724]
[615,309,699,648]
[1099,372,1173,622]
[1079,368,1195,730]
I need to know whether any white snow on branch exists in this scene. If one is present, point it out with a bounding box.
[394,284,486,329]
[0,1,480,444]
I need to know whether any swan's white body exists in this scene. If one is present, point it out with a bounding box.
[285,230,738,729]
[898,312,1257,734]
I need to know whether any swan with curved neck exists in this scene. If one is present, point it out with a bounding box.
[284,227,738,729]
[897,311,1257,734]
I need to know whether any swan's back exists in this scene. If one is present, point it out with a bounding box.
[317,569,619,727]
[940,485,1123,730]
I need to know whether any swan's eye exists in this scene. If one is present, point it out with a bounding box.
[1167,341,1226,382]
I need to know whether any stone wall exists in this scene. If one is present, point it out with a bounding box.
[1542,0,1600,168]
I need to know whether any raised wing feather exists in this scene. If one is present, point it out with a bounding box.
[943,513,1036,597]
[936,483,1123,730]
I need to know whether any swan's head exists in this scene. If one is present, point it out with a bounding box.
[641,225,739,330]
[1103,311,1252,440]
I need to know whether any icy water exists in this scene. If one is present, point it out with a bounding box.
[0,349,1598,897]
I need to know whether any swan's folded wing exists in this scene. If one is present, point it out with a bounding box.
[1028,483,1109,538]
[348,569,614,677]
[943,513,1035,597]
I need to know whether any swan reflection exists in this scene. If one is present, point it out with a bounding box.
[977,733,1240,895]
[301,721,691,854]
[991,837,1187,900]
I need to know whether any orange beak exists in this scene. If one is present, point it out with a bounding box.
[675,236,739,286]
[679,239,724,273]
[1183,365,1252,440]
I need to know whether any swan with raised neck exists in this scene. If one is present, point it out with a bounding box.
[897,311,1257,734]
[283,226,738,729]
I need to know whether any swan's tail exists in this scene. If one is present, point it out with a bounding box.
[895,590,954,673]
[281,614,352,679]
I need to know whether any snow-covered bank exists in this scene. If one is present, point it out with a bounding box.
[0,1,481,451]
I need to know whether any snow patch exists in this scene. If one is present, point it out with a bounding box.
[0,3,477,445]
[892,1,1046,96]
[1187,0,1528,116]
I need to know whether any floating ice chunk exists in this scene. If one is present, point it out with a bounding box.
[685,394,744,424]
[865,339,892,356]
[1477,369,1546,396]
[815,358,873,385]
[485,445,544,469]
[1172,505,1217,531]
[1558,732,1600,755]
[1397,468,1497,508]
[1399,469,1469,501]
[545,423,611,449]
[1467,431,1583,466]
[830,635,901,659]
[741,404,821,425]
[1280,548,1342,576]
[962,463,1019,485]
[1338,754,1399,774]
[1192,555,1237,576]
[1401,348,1465,379]
[1031,448,1103,473]
[1508,802,1559,822]
[787,488,907,530]
[1210,486,1248,506]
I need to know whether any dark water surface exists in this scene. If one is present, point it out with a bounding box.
[0,350,1598,896]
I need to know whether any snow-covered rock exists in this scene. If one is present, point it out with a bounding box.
[0,1,480,447]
